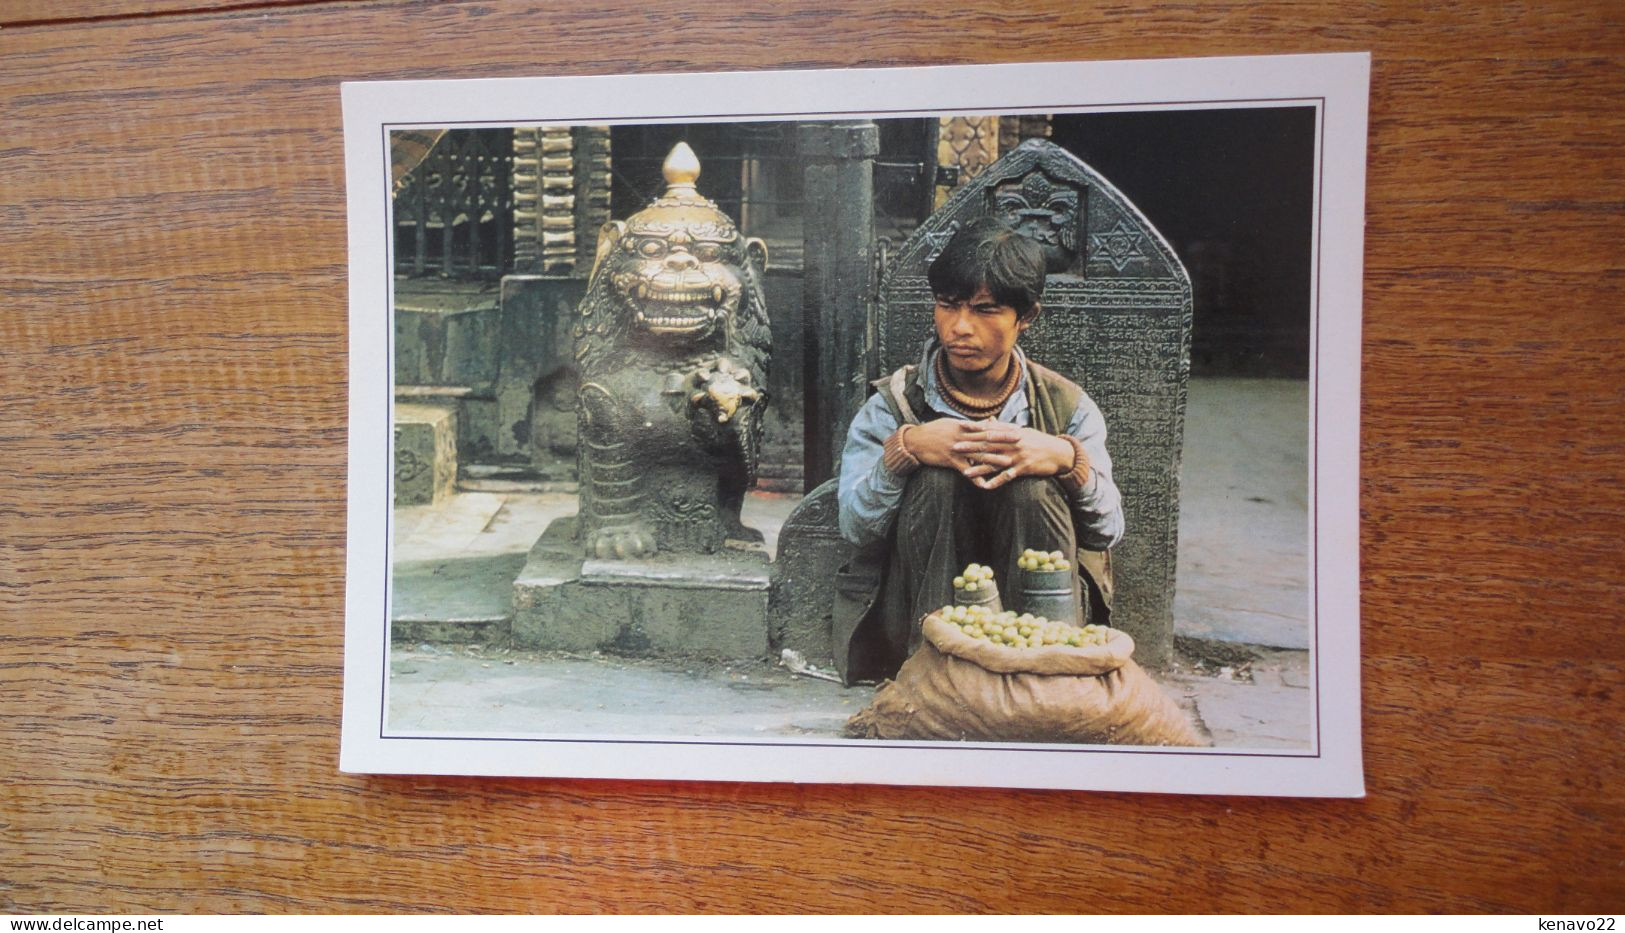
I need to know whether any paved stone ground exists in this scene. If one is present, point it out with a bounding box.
[1174,378,1310,649]
[387,647,860,739]
[387,377,1313,749]
[385,643,1311,749]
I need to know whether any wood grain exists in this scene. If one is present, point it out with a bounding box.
[0,1,363,28]
[2,0,1621,914]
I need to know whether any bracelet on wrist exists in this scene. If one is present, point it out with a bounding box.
[882,424,922,475]
[1056,434,1092,494]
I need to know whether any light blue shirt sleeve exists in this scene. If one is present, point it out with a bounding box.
[837,393,908,547]
[1064,392,1126,550]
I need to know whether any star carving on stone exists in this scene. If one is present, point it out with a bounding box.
[1090,219,1148,272]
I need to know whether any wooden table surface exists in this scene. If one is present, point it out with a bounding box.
[2,0,1620,914]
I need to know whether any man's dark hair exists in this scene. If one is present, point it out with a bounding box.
[926,217,1047,318]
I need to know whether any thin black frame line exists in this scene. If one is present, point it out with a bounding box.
[373,731,1320,759]
[1311,96,1327,758]
[373,96,1329,131]
[369,97,1331,764]
[378,121,395,740]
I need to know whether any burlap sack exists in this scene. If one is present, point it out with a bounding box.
[845,613,1206,746]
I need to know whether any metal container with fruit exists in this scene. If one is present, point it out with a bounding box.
[951,562,1002,613]
[1016,547,1081,626]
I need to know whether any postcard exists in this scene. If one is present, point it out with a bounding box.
[341,53,1368,796]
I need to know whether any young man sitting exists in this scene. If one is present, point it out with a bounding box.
[835,217,1125,679]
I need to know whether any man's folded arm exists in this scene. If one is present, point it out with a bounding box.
[837,395,909,547]
[1064,395,1125,550]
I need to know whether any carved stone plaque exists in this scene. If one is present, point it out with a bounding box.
[874,139,1193,667]
[769,480,847,661]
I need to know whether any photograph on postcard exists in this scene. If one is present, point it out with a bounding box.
[380,105,1316,750]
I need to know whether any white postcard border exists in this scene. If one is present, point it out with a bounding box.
[341,53,1369,797]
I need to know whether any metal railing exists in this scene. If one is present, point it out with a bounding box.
[393,129,515,279]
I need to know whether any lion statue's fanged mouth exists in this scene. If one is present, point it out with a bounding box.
[627,281,730,335]
[635,282,725,305]
[636,307,721,334]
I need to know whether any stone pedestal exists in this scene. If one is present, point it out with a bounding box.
[513,517,770,660]
[394,402,457,506]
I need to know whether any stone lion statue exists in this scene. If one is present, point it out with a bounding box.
[572,142,772,559]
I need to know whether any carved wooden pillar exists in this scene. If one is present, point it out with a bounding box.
[999,114,1053,156]
[512,126,611,276]
[538,127,577,273]
[511,128,542,273]
[572,127,613,272]
[933,115,1000,209]
[799,120,879,491]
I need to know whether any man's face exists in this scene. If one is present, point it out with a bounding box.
[933,285,1031,379]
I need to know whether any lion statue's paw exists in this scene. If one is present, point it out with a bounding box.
[587,522,658,560]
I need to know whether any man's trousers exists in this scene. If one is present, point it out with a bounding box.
[876,467,1084,666]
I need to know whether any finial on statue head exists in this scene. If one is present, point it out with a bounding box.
[663,142,701,192]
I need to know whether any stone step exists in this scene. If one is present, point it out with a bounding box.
[395,384,474,401]
[391,616,513,648]
[754,475,806,495]
[458,477,580,495]
[756,462,805,479]
[457,462,578,494]
[755,457,806,494]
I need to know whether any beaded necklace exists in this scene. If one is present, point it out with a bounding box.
[934,349,1023,419]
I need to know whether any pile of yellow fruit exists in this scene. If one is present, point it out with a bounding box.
[935,603,1111,650]
[952,563,997,593]
[1018,548,1072,573]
